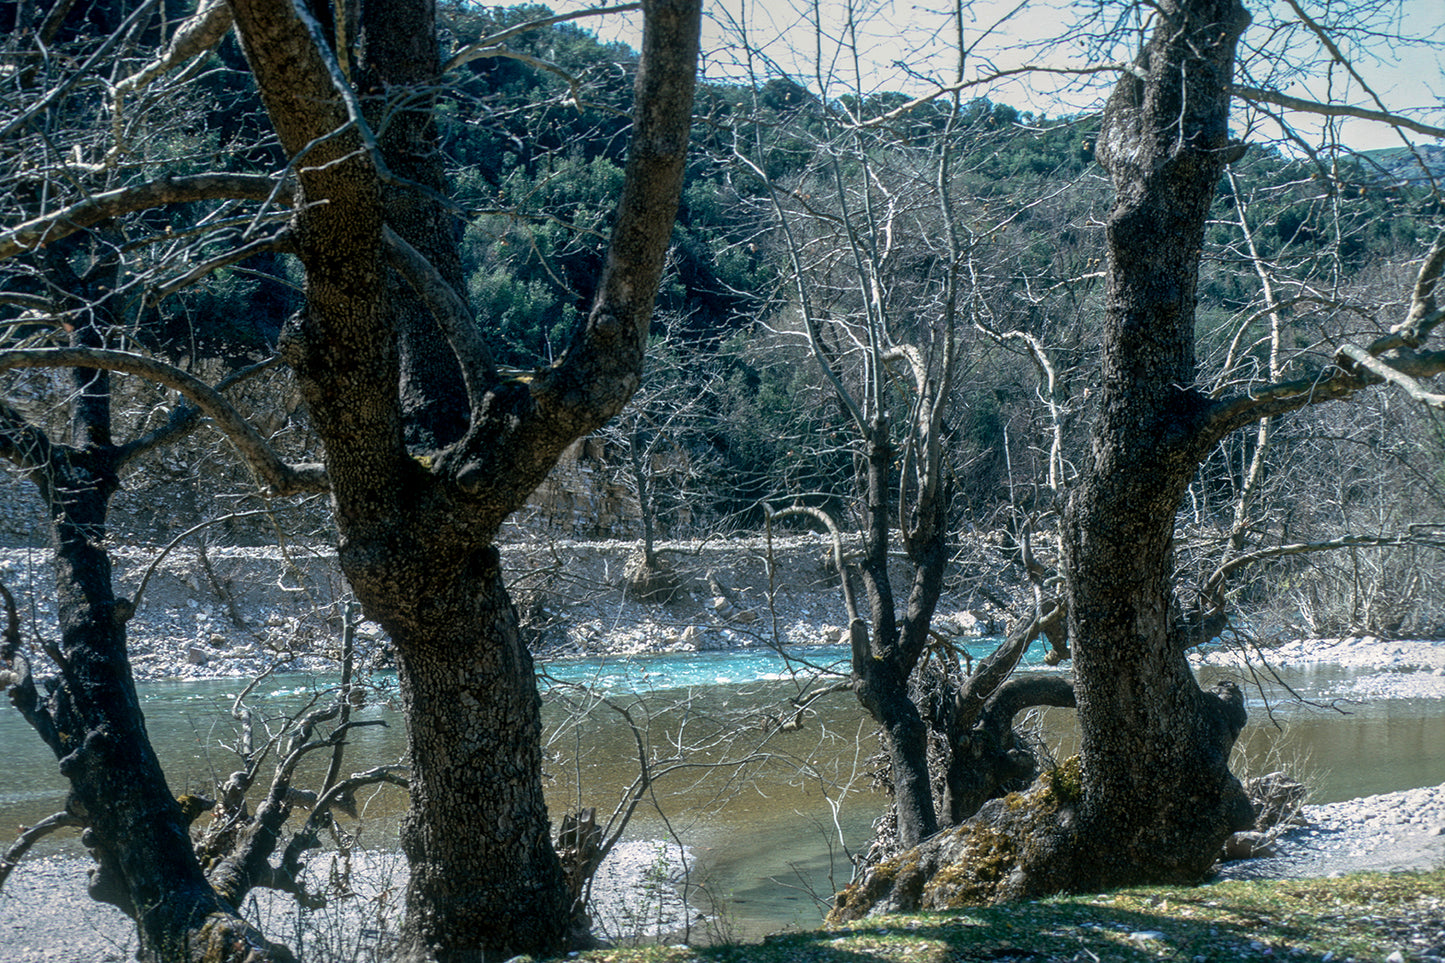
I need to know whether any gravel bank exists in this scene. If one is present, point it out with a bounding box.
[1217,783,1445,882]
[0,840,693,963]
[4,537,1444,958]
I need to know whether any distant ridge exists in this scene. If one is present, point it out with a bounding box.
[1359,143,1445,185]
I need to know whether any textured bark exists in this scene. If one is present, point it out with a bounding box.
[1047,0,1256,890]
[224,0,700,956]
[849,420,941,849]
[37,456,287,963]
[390,561,570,958]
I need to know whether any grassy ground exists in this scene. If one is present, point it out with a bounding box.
[568,869,1445,963]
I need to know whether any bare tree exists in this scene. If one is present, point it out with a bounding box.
[719,0,1089,856]
[832,0,1444,914]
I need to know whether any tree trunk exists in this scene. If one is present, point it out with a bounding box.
[851,420,939,848]
[1054,0,1256,888]
[377,555,570,959]
[357,0,470,451]
[39,460,289,962]
[226,0,700,955]
[0,239,290,961]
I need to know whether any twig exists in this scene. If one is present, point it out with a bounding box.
[0,813,84,893]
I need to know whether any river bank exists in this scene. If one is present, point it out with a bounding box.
[4,779,1444,962]
[0,535,1018,681]
[4,539,1445,959]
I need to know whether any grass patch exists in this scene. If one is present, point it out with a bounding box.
[564,868,1445,963]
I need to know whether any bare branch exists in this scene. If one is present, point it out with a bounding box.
[444,3,641,70]
[0,397,55,477]
[1402,231,1445,343]
[118,355,284,466]
[0,174,292,262]
[731,146,867,430]
[277,765,409,878]
[1336,343,1445,408]
[853,64,1135,131]
[151,230,296,300]
[0,293,50,312]
[1229,85,1445,140]
[121,509,300,624]
[0,812,84,893]
[115,0,234,99]
[0,0,161,141]
[765,503,860,623]
[1206,338,1445,435]
[1204,233,1445,435]
[97,0,236,169]
[0,348,327,495]
[1204,529,1445,603]
[953,600,1063,731]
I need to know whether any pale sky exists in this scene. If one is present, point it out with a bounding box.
[552,0,1444,152]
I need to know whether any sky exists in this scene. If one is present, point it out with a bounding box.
[549,0,1444,153]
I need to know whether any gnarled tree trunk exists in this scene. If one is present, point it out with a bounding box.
[1050,0,1256,890]
[224,0,700,957]
[1,244,290,961]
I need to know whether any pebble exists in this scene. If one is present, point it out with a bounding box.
[1218,781,1445,882]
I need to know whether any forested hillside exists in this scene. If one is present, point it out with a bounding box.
[6,0,1437,638]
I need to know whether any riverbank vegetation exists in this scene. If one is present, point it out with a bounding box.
[574,868,1445,963]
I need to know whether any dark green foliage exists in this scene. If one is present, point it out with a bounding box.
[9,2,1436,562]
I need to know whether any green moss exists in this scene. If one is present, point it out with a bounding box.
[922,825,1019,909]
[869,851,917,886]
[1042,755,1082,804]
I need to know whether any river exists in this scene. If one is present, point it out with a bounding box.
[3,640,1444,939]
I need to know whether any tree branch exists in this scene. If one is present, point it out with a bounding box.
[765,503,860,624]
[444,3,641,71]
[151,230,296,300]
[0,812,84,893]
[0,174,292,262]
[96,0,236,170]
[447,0,701,515]
[0,0,161,141]
[953,600,1063,732]
[0,348,327,495]
[381,225,497,413]
[1229,85,1445,140]
[1204,232,1445,437]
[274,765,409,890]
[117,355,284,467]
[1337,343,1445,408]
[115,0,234,99]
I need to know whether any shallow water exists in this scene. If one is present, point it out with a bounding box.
[2,641,1443,939]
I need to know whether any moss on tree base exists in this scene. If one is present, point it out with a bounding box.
[829,758,1085,922]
